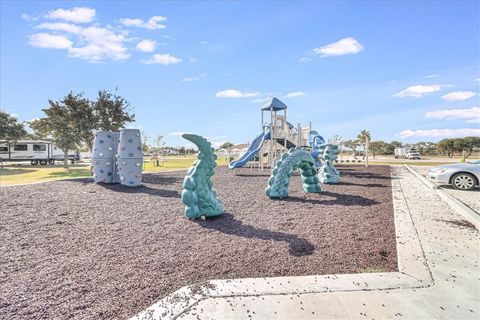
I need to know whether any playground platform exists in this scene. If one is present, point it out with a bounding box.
[132,165,479,320]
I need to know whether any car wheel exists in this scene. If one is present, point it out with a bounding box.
[451,173,476,190]
[31,160,38,165]
[48,159,55,165]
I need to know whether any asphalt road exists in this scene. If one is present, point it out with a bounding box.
[412,165,480,214]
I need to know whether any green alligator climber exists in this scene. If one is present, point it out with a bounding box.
[265,147,321,198]
[181,134,224,219]
[318,144,340,184]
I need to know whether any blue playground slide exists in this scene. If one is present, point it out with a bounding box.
[229,128,271,169]
[309,131,325,166]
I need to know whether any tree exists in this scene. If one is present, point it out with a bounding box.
[390,141,402,149]
[219,142,234,150]
[94,89,135,131]
[30,100,83,168]
[331,134,343,145]
[369,140,389,158]
[437,139,456,157]
[343,139,359,156]
[141,130,149,153]
[0,111,27,141]
[357,129,371,144]
[455,136,480,159]
[63,92,96,151]
[154,135,165,149]
[414,141,437,156]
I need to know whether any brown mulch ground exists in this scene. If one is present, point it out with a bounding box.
[0,165,397,320]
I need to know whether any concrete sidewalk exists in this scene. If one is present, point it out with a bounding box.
[131,166,479,320]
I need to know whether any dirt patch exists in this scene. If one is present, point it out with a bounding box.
[0,165,397,319]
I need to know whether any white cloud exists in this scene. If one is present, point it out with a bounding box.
[398,128,480,138]
[475,78,480,84]
[216,89,260,98]
[68,26,129,62]
[393,84,450,98]
[424,74,439,79]
[29,20,129,62]
[120,16,167,30]
[36,22,82,34]
[28,33,72,49]
[136,39,156,52]
[201,40,208,45]
[45,7,95,24]
[181,73,207,82]
[425,106,480,123]
[441,91,477,101]
[284,92,306,98]
[299,57,312,63]
[313,37,363,57]
[142,53,182,65]
[21,13,39,21]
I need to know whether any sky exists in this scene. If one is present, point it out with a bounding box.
[1,0,479,148]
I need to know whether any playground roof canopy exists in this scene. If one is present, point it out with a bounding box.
[261,97,287,111]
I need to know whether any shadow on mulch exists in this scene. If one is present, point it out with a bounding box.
[101,183,180,198]
[62,174,182,198]
[341,171,392,180]
[234,173,272,177]
[195,213,315,257]
[141,174,183,186]
[338,181,387,188]
[276,190,379,207]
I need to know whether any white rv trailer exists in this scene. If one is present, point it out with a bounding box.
[0,140,79,165]
[394,147,421,160]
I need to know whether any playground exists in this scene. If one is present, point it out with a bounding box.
[0,165,397,319]
[1,98,478,320]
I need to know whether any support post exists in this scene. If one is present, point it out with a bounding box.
[365,138,369,168]
[260,110,264,171]
[284,109,287,152]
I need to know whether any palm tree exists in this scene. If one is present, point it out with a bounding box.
[357,129,371,144]
[357,130,371,161]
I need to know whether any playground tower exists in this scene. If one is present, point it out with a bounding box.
[229,97,324,170]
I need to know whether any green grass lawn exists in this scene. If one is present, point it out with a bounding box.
[0,165,92,186]
[144,156,228,172]
[0,156,229,186]
[0,155,460,186]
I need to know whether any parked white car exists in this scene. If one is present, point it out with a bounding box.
[427,160,480,190]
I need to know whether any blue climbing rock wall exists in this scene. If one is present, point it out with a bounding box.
[117,129,143,187]
[92,131,116,183]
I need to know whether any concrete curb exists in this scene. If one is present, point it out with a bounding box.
[403,164,438,189]
[404,165,479,231]
[434,188,480,230]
